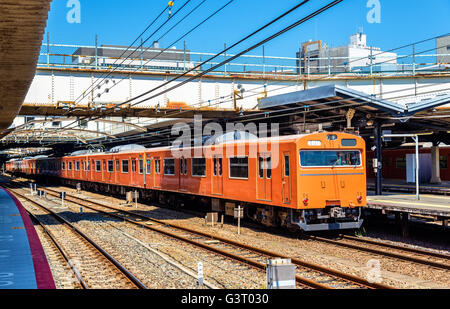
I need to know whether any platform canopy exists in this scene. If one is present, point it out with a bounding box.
[0,0,52,136]
[258,85,450,144]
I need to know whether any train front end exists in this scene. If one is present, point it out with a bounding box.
[292,132,366,231]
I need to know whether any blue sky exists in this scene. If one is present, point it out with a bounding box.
[44,0,449,57]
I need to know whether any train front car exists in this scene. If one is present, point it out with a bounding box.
[292,132,366,231]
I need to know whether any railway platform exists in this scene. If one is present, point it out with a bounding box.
[367,179,450,195]
[366,193,450,236]
[0,187,55,289]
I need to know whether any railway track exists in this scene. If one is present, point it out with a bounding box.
[309,234,450,271]
[32,183,392,289]
[5,184,147,289]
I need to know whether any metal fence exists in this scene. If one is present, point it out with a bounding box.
[37,38,450,79]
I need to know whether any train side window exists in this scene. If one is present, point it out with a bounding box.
[258,157,264,178]
[108,160,114,173]
[116,160,119,172]
[155,158,160,174]
[184,159,188,175]
[103,160,106,171]
[96,161,101,172]
[122,160,129,173]
[164,158,175,175]
[146,160,151,174]
[62,162,65,170]
[284,155,289,177]
[76,161,80,171]
[229,157,248,179]
[213,158,217,176]
[267,157,272,179]
[192,158,206,177]
[139,160,144,174]
[68,162,72,171]
[218,158,222,176]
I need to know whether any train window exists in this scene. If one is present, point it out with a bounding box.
[267,157,272,179]
[155,159,161,174]
[327,134,338,141]
[229,157,248,179]
[218,158,222,176]
[164,159,175,175]
[68,162,72,170]
[213,158,217,176]
[132,160,137,173]
[62,162,65,170]
[341,139,357,147]
[258,157,264,178]
[96,161,101,172]
[103,160,106,171]
[192,158,206,177]
[122,160,129,173]
[300,150,361,167]
[116,160,119,172]
[180,159,184,175]
[284,155,289,176]
[108,160,114,173]
[139,160,144,174]
[87,161,91,171]
[146,160,151,174]
[76,161,80,171]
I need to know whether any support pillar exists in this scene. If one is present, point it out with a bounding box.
[374,122,383,195]
[430,144,441,184]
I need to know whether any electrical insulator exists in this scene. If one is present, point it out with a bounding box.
[168,1,174,18]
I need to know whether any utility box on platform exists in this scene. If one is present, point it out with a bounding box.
[266,258,296,289]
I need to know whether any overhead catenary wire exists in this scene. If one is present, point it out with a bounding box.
[63,0,341,132]
[74,0,194,105]
[63,0,235,130]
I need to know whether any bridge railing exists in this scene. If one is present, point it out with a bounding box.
[37,40,450,79]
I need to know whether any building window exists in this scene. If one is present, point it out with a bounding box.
[108,160,114,172]
[122,160,129,173]
[440,155,448,169]
[164,158,175,175]
[229,157,248,179]
[396,157,406,169]
[192,158,206,177]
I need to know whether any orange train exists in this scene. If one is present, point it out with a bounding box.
[6,132,366,231]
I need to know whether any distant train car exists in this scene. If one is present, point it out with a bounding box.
[9,132,366,232]
[367,147,450,181]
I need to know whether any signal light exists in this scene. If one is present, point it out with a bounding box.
[303,197,309,205]
[357,195,363,203]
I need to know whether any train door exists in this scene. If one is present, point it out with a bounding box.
[282,153,291,204]
[145,157,152,188]
[211,156,223,195]
[154,157,161,188]
[115,159,119,184]
[256,154,272,201]
[130,157,137,186]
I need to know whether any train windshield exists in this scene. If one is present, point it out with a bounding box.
[300,150,361,167]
